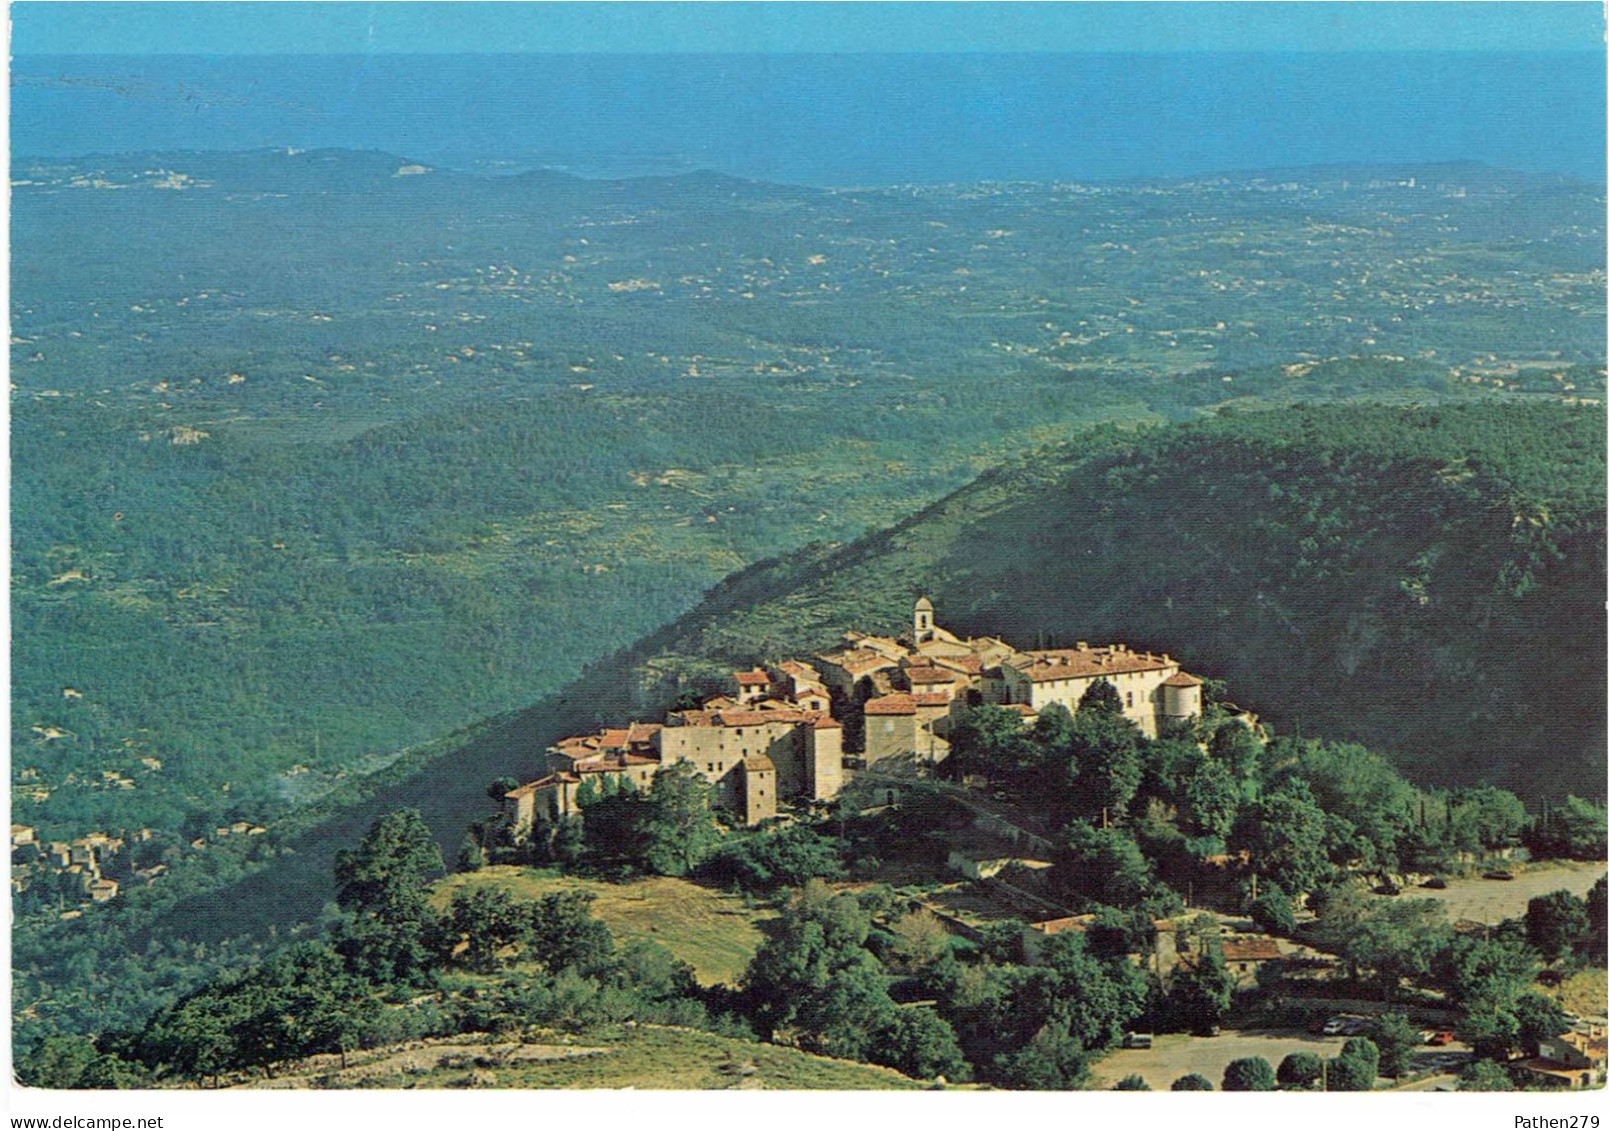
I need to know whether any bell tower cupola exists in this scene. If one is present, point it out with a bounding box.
[914,596,935,645]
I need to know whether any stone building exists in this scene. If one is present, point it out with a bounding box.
[995,642,1200,738]
[505,595,1205,838]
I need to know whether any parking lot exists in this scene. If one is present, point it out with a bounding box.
[1091,1026,1472,1090]
[1378,861,1606,925]
[1093,1028,1346,1090]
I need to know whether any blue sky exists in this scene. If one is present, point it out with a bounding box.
[11,1,1605,54]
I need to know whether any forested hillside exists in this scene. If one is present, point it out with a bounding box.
[16,400,1602,1051]
[641,401,1606,801]
[13,150,1604,848]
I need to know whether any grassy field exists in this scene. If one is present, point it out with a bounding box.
[430,867,775,986]
[248,1024,926,1090]
[1548,968,1608,1018]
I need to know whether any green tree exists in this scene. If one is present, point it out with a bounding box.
[331,810,444,987]
[1276,1051,1324,1090]
[1052,821,1152,908]
[1222,1056,1276,1091]
[1181,755,1240,841]
[1526,890,1590,962]
[1230,783,1332,897]
[526,890,615,975]
[702,823,846,893]
[1209,719,1262,784]
[1165,943,1235,1036]
[1514,991,1570,1056]
[1171,1073,1214,1091]
[1367,1012,1422,1077]
[641,761,719,876]
[1067,712,1144,819]
[334,809,445,920]
[1326,1036,1379,1091]
[948,704,1035,777]
[742,879,897,1056]
[1113,1073,1151,1090]
[877,1007,970,1081]
[457,832,486,873]
[1457,1059,1515,1091]
[441,886,529,972]
[1248,881,1298,936]
[1078,678,1124,718]
[990,1022,1090,1090]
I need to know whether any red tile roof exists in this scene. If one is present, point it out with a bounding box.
[906,666,958,684]
[711,709,792,727]
[573,753,659,773]
[734,669,771,685]
[812,716,842,730]
[817,648,895,676]
[1010,646,1171,682]
[1222,938,1283,962]
[776,660,822,681]
[626,722,663,744]
[1162,672,1203,687]
[507,772,579,798]
[864,694,918,716]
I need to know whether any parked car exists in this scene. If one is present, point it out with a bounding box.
[1482,870,1515,881]
[1420,876,1448,889]
[1122,1032,1154,1049]
[1322,1017,1350,1036]
[1427,1031,1456,1046]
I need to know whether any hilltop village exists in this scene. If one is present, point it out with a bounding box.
[505,598,1203,834]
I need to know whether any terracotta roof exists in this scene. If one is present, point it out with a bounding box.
[734,669,771,685]
[669,710,720,727]
[1162,672,1203,687]
[864,694,918,716]
[1009,645,1171,682]
[906,666,957,684]
[742,753,776,773]
[776,660,822,681]
[573,753,659,773]
[507,772,579,798]
[1223,938,1283,962]
[913,692,952,707]
[626,722,663,743]
[816,648,895,676]
[714,708,815,727]
[934,655,984,675]
[812,716,843,730]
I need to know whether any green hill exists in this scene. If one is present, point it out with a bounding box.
[636,400,1606,801]
[14,400,1603,1047]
